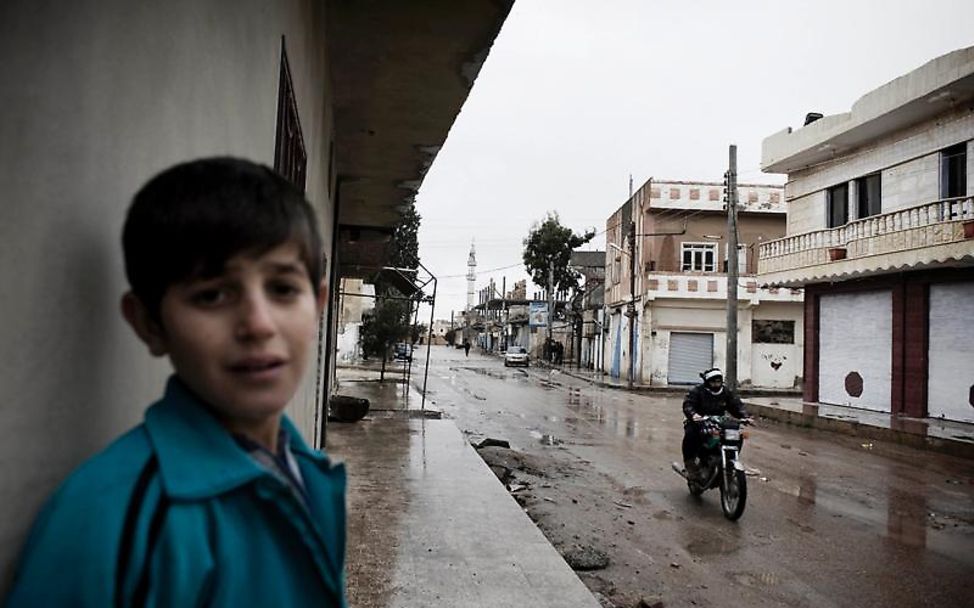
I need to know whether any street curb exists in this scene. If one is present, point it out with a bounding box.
[529,359,974,460]
[745,402,974,460]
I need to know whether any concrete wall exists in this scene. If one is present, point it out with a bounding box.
[642,212,787,274]
[643,300,803,389]
[750,302,804,389]
[784,109,974,234]
[0,0,336,588]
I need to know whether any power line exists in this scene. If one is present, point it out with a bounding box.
[437,261,524,279]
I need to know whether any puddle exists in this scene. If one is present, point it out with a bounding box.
[685,537,742,556]
[529,430,563,445]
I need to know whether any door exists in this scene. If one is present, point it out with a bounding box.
[668,332,714,385]
[819,291,892,411]
[928,282,974,423]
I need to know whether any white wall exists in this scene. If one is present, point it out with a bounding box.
[0,0,335,588]
[881,154,940,211]
[337,323,363,362]
[646,300,803,389]
[647,304,725,387]
[750,302,804,389]
[784,109,974,235]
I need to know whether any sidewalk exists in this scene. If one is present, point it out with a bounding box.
[327,366,602,608]
[536,360,974,460]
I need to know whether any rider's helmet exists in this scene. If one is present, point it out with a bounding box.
[700,368,724,395]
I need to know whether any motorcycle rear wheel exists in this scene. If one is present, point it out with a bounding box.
[720,468,747,521]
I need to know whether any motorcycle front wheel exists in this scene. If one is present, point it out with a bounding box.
[719,467,747,521]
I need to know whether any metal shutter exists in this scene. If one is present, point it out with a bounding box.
[819,290,891,411]
[668,332,714,385]
[928,282,974,423]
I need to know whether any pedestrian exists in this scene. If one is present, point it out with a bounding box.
[5,158,347,607]
[463,340,471,357]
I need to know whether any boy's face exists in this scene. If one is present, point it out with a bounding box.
[125,242,324,424]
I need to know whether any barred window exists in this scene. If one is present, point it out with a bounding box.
[753,320,795,344]
[274,39,307,191]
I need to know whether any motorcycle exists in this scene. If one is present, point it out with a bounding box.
[671,415,752,521]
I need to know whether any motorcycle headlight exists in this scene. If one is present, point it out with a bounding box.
[723,429,741,441]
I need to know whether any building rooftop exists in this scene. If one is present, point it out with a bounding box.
[762,46,974,174]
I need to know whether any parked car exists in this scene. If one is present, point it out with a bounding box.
[504,346,529,367]
[393,343,413,362]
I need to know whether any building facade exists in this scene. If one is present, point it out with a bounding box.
[604,179,805,388]
[336,279,376,361]
[570,251,606,369]
[758,47,974,423]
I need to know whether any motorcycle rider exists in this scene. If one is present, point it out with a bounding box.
[682,367,751,480]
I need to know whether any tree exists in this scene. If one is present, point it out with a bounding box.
[522,212,595,294]
[359,200,423,380]
[359,297,410,381]
[388,200,421,272]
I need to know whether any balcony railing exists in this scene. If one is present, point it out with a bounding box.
[758,196,974,275]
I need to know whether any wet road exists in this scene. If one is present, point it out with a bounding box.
[417,345,974,608]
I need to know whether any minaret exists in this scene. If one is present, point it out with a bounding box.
[466,241,477,312]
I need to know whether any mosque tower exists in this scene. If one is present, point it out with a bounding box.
[466,241,476,312]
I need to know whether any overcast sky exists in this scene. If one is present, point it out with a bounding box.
[414,0,974,322]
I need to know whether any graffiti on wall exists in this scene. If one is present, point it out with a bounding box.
[761,351,787,371]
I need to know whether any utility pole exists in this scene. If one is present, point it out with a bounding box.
[547,258,555,362]
[627,178,637,389]
[501,276,507,350]
[726,145,739,389]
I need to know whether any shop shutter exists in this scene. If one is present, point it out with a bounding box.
[819,290,891,411]
[928,282,974,423]
[668,332,714,385]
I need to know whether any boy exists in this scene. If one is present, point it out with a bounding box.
[5,157,347,607]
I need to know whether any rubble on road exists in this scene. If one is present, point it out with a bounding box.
[563,544,610,571]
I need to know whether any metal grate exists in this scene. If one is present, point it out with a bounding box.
[274,38,307,191]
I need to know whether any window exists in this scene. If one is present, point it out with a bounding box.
[752,320,795,344]
[827,183,848,228]
[856,173,882,219]
[941,143,967,198]
[274,39,307,191]
[681,243,717,272]
[724,244,748,274]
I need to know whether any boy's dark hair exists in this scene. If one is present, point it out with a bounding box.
[123,157,323,320]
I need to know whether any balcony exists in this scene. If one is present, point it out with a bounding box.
[758,197,974,287]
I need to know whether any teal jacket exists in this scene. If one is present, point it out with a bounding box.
[5,377,347,607]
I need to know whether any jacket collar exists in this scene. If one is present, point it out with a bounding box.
[144,376,327,500]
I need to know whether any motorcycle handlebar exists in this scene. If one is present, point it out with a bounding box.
[693,414,755,426]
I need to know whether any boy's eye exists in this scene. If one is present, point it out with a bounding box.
[190,287,227,306]
[269,281,304,298]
